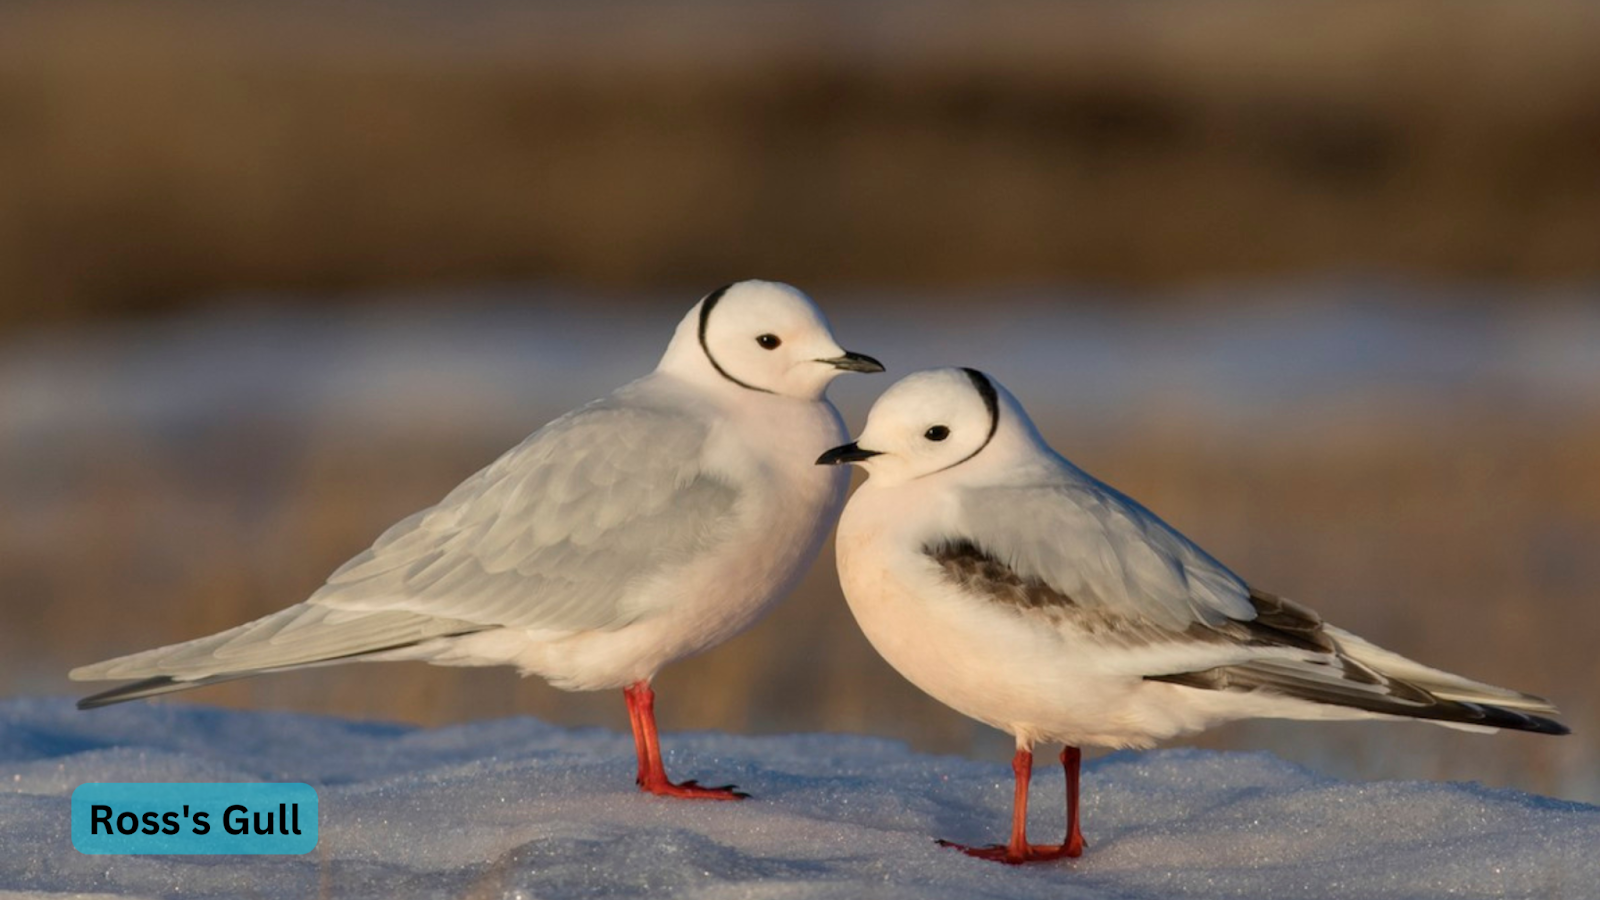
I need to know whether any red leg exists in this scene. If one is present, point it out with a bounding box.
[940,745,1083,864]
[623,683,651,787]
[1004,746,1035,860]
[1061,745,1085,858]
[622,681,747,800]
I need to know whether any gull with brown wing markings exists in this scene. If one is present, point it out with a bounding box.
[819,367,1567,863]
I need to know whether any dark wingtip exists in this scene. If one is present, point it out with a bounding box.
[1455,700,1571,736]
[1148,665,1573,738]
[1517,713,1571,736]
[77,676,180,710]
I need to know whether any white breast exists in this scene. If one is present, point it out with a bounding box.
[834,485,1253,749]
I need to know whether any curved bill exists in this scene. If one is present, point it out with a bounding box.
[816,441,882,466]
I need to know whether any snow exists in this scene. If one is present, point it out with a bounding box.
[3,698,1596,900]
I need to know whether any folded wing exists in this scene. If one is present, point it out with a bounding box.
[71,393,741,702]
[946,473,1256,635]
[935,472,1566,735]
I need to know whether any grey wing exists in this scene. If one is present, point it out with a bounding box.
[71,396,741,687]
[947,474,1257,636]
[313,397,740,632]
[944,473,1568,735]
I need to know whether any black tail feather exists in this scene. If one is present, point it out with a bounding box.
[1149,663,1570,736]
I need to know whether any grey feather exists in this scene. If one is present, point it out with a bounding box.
[941,471,1255,635]
[1148,655,1570,736]
[922,532,1569,736]
[314,392,740,632]
[69,604,491,683]
[927,536,1327,654]
[71,384,742,686]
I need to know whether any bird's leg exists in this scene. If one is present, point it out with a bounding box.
[1060,745,1085,858]
[622,683,651,787]
[940,744,1081,864]
[1003,746,1035,861]
[938,746,1033,863]
[623,680,747,800]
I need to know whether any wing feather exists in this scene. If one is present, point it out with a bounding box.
[308,394,739,632]
[947,472,1254,633]
[69,604,486,682]
[929,462,1569,735]
[71,386,743,687]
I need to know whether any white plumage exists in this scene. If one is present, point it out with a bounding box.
[820,366,1566,861]
[73,280,883,799]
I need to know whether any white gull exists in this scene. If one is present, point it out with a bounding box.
[73,279,883,800]
[820,366,1566,861]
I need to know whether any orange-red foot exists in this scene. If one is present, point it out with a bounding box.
[638,778,749,801]
[937,839,1083,865]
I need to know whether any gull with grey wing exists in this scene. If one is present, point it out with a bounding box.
[820,367,1566,862]
[73,280,883,800]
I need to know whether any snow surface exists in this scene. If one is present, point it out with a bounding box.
[2,698,1596,900]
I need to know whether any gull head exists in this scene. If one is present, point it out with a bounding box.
[818,367,1035,487]
[661,280,883,400]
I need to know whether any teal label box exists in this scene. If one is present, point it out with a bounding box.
[72,783,318,855]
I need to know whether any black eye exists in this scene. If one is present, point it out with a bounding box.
[756,334,782,350]
[924,425,950,442]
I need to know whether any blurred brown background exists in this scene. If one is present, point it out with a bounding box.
[1,1,1597,802]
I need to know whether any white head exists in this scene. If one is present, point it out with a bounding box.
[817,367,1046,487]
[659,280,883,400]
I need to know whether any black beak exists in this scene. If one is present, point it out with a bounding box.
[820,351,885,374]
[816,441,882,466]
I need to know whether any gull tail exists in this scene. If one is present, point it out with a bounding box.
[71,603,489,710]
[1149,624,1569,736]
[1325,626,1568,733]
